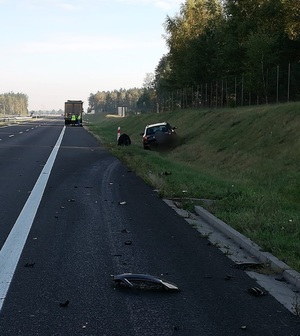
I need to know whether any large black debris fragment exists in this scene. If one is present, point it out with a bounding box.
[112,273,179,291]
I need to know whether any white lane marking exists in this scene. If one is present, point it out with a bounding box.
[0,126,66,311]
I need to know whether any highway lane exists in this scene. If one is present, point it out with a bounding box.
[0,119,64,248]
[0,119,299,335]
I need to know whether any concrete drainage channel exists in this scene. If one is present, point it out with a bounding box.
[163,199,300,316]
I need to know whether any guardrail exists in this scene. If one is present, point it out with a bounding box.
[0,116,41,125]
[0,117,17,124]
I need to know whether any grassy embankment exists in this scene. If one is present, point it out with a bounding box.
[85,103,300,272]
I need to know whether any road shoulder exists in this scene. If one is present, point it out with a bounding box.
[164,199,300,316]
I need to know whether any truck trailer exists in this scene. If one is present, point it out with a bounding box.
[64,100,83,126]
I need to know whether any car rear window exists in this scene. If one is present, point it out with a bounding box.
[146,125,169,135]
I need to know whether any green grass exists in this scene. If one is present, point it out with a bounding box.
[84,103,300,272]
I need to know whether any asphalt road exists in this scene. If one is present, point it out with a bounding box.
[0,118,299,336]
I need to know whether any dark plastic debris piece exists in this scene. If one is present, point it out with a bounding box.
[112,273,179,291]
[248,287,266,297]
[24,262,35,268]
[275,277,286,282]
[160,171,172,176]
[121,229,130,233]
[233,262,264,270]
[59,300,70,307]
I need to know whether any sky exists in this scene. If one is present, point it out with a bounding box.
[0,0,182,111]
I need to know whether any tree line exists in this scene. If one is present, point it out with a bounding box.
[88,87,157,114]
[0,92,28,116]
[156,0,300,107]
[89,0,300,113]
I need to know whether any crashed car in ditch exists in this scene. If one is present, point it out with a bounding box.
[140,122,179,150]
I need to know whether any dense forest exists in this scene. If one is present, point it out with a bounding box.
[0,92,28,116]
[89,0,300,113]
